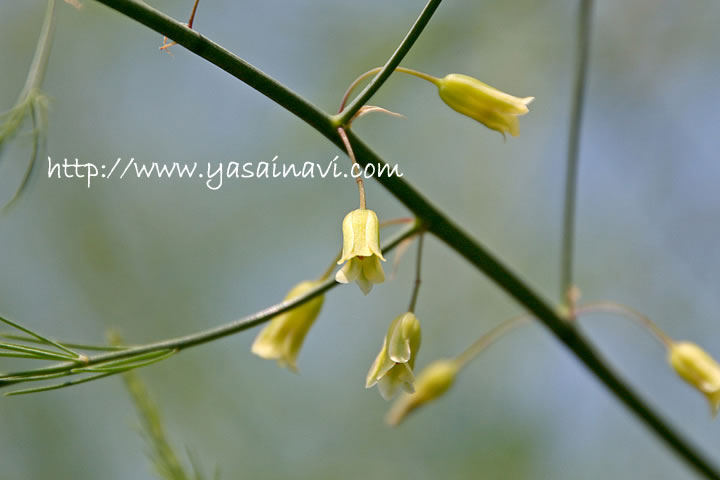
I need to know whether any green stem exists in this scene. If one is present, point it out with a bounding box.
[560,0,593,305]
[5,372,116,396]
[19,0,56,99]
[0,223,421,381]
[333,0,442,125]
[0,342,76,362]
[338,66,440,114]
[0,334,129,351]
[407,233,424,313]
[1,0,55,210]
[77,1,720,477]
[0,315,80,358]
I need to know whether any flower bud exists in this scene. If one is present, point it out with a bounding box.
[437,73,533,137]
[668,341,720,417]
[251,280,324,372]
[335,208,386,295]
[366,312,421,400]
[385,359,458,426]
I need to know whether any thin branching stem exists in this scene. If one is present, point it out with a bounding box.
[0,0,55,210]
[560,0,594,305]
[453,301,674,371]
[333,0,442,125]
[338,66,439,114]
[454,314,531,370]
[337,126,367,209]
[0,223,421,382]
[0,334,128,351]
[19,0,56,99]
[0,316,79,358]
[575,302,674,348]
[54,1,720,477]
[6,372,116,396]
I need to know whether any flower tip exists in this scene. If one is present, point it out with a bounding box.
[522,96,535,105]
[250,342,273,359]
[281,360,300,374]
[334,269,349,284]
[669,341,720,417]
[357,278,373,295]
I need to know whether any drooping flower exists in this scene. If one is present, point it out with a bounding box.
[385,359,458,426]
[251,280,324,372]
[335,208,386,295]
[366,312,421,399]
[668,341,720,417]
[436,73,534,138]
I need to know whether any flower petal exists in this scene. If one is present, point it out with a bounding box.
[365,210,386,261]
[366,339,393,387]
[362,255,385,285]
[355,273,373,295]
[335,258,361,284]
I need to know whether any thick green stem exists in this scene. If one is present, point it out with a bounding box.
[70,1,720,477]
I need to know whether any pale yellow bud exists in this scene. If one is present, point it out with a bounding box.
[335,208,386,294]
[385,359,458,426]
[366,312,422,400]
[668,341,720,417]
[437,73,533,137]
[251,280,324,372]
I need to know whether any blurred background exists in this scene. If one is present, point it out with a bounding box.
[1,0,719,478]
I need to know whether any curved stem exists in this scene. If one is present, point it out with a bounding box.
[78,2,720,477]
[0,223,421,383]
[560,0,593,305]
[338,67,440,114]
[333,0,443,126]
[454,301,674,371]
[575,302,674,348]
[454,314,531,370]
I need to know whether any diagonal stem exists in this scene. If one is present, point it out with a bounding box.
[77,1,720,478]
[0,223,422,382]
[333,0,442,126]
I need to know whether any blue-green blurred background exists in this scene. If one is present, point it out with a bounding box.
[1,0,719,478]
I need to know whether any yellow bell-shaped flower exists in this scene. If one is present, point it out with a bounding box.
[335,208,386,295]
[669,341,720,417]
[251,280,324,372]
[437,73,533,137]
[366,312,421,399]
[385,359,458,426]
